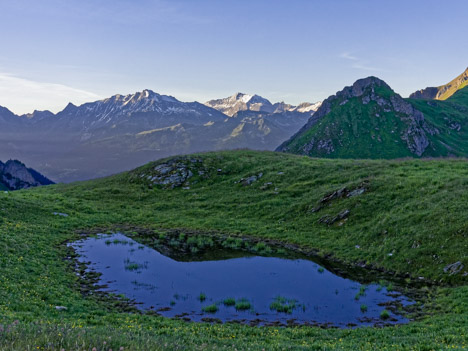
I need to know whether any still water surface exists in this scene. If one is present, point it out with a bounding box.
[71,233,414,327]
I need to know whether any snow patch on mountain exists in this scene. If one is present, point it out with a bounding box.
[205,93,321,117]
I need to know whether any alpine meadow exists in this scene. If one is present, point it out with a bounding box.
[0,1,467,350]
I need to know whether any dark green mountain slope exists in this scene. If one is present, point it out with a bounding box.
[277,77,468,159]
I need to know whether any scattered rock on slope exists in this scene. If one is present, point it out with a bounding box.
[137,157,208,189]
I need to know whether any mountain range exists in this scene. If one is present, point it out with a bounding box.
[277,68,468,159]
[0,91,320,182]
[1,67,467,184]
[205,93,321,117]
[0,159,54,190]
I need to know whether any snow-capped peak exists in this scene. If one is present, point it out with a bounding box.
[293,101,323,113]
[59,89,215,125]
[239,93,253,103]
[205,93,321,117]
[205,93,275,117]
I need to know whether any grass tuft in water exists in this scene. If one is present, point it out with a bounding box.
[380,309,390,320]
[223,298,236,306]
[123,258,147,271]
[354,285,367,300]
[269,296,298,314]
[234,298,252,311]
[202,304,218,313]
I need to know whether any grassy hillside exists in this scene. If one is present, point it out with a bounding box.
[0,150,467,350]
[434,68,468,101]
[282,86,416,158]
[408,87,468,155]
[279,79,468,159]
[438,80,468,101]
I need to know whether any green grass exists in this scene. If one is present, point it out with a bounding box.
[281,83,468,159]
[269,296,298,314]
[222,298,236,306]
[354,285,367,301]
[380,310,391,320]
[123,258,147,271]
[0,150,467,350]
[234,298,252,311]
[202,304,218,313]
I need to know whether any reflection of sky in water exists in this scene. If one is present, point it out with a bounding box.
[71,233,414,327]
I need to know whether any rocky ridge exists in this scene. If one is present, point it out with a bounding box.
[410,67,468,100]
[0,160,54,190]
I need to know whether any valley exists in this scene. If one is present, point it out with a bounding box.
[0,91,317,183]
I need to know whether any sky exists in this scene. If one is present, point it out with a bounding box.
[0,0,468,114]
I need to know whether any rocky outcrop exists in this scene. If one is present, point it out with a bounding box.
[389,95,439,156]
[409,87,439,100]
[136,157,208,189]
[443,261,464,275]
[0,160,54,190]
[409,67,468,100]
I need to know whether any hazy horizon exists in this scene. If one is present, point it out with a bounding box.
[1,0,468,114]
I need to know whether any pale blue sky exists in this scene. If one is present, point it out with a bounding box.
[0,0,467,114]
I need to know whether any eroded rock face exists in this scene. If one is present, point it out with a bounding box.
[389,95,439,156]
